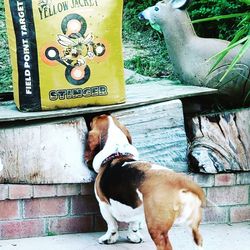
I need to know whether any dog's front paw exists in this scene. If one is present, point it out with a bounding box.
[98,231,119,244]
[127,230,143,244]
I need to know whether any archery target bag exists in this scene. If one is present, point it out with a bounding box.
[4,0,125,111]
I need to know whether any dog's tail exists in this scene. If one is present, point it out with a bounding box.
[179,178,206,206]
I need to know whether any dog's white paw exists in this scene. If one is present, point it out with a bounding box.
[98,231,119,244]
[127,230,143,244]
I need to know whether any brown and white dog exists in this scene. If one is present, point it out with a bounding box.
[85,114,205,250]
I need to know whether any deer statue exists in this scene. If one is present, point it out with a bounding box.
[139,0,250,106]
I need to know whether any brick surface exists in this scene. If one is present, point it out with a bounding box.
[230,206,250,223]
[24,197,68,218]
[81,183,95,195]
[0,184,8,200]
[202,207,228,224]
[57,184,81,197]
[215,174,236,186]
[236,172,250,185]
[71,195,99,215]
[33,185,57,198]
[0,219,45,239]
[9,185,32,200]
[94,214,128,232]
[193,174,215,187]
[0,200,20,220]
[207,186,249,206]
[48,216,93,234]
[94,214,107,232]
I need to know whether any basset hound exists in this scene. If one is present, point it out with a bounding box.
[85,114,205,250]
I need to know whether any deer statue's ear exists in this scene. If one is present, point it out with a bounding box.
[171,0,190,9]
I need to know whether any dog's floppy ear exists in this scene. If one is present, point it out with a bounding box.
[84,130,100,166]
[84,115,110,166]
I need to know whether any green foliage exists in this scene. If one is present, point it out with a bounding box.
[0,0,12,93]
[192,0,250,103]
[123,0,248,78]
[47,231,57,237]
[123,0,175,78]
[189,0,248,40]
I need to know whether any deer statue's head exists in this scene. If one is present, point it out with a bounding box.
[139,0,191,26]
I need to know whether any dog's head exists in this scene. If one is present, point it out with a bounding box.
[84,114,138,173]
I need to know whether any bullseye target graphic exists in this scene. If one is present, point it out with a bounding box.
[41,13,106,86]
[65,65,91,85]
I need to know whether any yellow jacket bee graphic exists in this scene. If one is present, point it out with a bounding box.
[43,14,106,85]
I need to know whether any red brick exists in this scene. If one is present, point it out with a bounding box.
[9,185,32,200]
[57,184,80,197]
[94,214,128,232]
[24,197,68,218]
[207,186,249,206]
[33,185,57,198]
[0,200,20,220]
[48,216,93,234]
[81,183,94,195]
[230,206,250,223]
[71,195,99,215]
[202,207,228,224]
[1,219,45,239]
[0,184,9,200]
[94,214,107,232]
[215,174,236,186]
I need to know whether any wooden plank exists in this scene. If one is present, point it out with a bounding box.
[187,108,250,173]
[113,100,188,172]
[0,117,94,184]
[0,81,217,122]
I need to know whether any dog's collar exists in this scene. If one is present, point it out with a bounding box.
[102,152,134,166]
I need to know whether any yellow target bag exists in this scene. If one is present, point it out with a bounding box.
[4,0,125,111]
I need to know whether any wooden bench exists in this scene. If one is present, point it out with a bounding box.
[0,80,216,184]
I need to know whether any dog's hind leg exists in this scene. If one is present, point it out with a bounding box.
[142,191,176,250]
[127,221,144,243]
[148,228,173,250]
[98,202,119,244]
[144,205,175,250]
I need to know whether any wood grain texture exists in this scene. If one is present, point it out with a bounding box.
[0,117,94,184]
[0,81,217,122]
[113,100,188,172]
[188,108,250,173]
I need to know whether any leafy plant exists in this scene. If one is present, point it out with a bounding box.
[189,0,247,40]
[192,0,250,83]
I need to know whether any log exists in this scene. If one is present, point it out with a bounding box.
[187,108,250,173]
[113,100,188,172]
[0,100,188,184]
[0,117,94,184]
